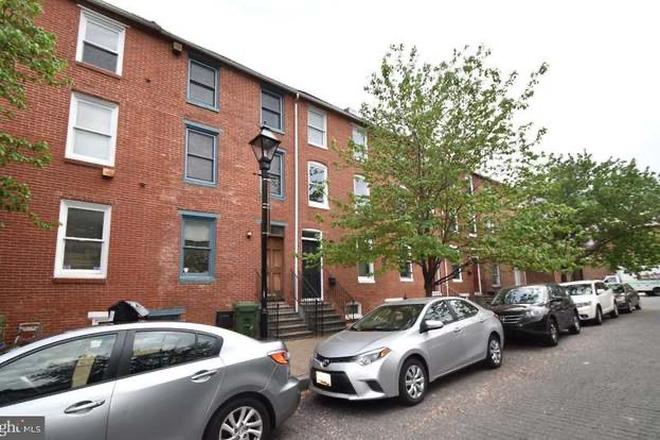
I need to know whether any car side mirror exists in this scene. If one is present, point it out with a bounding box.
[420,319,444,333]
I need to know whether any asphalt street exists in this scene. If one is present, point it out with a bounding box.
[275,296,660,440]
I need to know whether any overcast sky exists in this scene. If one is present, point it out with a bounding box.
[104,0,660,172]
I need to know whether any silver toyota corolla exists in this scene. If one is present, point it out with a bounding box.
[310,297,504,405]
[0,321,300,440]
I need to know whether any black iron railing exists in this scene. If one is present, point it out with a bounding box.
[325,272,359,322]
[291,271,327,337]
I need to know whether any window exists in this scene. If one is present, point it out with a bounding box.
[270,152,284,198]
[345,301,363,320]
[353,175,370,206]
[261,89,283,132]
[308,162,328,209]
[184,123,218,185]
[187,59,218,110]
[448,299,479,320]
[450,261,462,282]
[181,213,216,281]
[491,264,501,286]
[424,301,456,325]
[352,126,367,160]
[468,176,477,235]
[357,240,374,283]
[307,107,327,148]
[66,92,118,166]
[129,331,218,375]
[399,246,413,282]
[514,268,526,286]
[0,334,116,406]
[76,9,125,74]
[54,200,112,279]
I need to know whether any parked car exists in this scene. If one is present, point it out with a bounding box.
[608,283,642,313]
[0,322,299,440]
[309,297,503,405]
[561,280,619,324]
[491,284,581,346]
[603,271,660,296]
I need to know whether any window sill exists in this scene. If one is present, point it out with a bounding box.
[308,203,329,210]
[179,276,215,285]
[64,157,112,170]
[76,61,122,79]
[264,126,285,135]
[184,178,217,188]
[451,279,463,283]
[53,277,107,284]
[186,100,220,113]
[358,277,375,284]
[400,278,414,283]
[308,142,328,150]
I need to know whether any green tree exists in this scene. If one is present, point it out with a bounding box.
[312,45,548,296]
[0,0,68,228]
[495,152,660,275]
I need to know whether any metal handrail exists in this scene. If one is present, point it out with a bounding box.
[291,271,326,336]
[325,272,359,322]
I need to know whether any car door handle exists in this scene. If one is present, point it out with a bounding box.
[190,369,218,382]
[479,318,487,323]
[64,400,105,414]
[453,327,463,334]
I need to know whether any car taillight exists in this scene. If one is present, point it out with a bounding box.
[269,349,290,365]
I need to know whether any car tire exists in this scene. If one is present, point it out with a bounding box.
[205,397,271,440]
[569,312,581,335]
[610,304,619,319]
[652,288,660,297]
[398,358,428,406]
[545,318,559,346]
[484,334,503,369]
[636,301,642,310]
[593,306,603,325]
[627,301,634,313]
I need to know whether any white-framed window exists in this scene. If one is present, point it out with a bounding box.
[353,175,370,206]
[468,175,477,236]
[352,125,367,161]
[54,200,112,279]
[307,107,327,148]
[307,162,328,209]
[400,261,414,282]
[76,8,126,75]
[65,92,119,167]
[345,301,363,320]
[450,261,463,282]
[514,268,526,286]
[491,263,501,287]
[357,239,375,283]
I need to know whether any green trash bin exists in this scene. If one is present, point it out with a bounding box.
[235,302,260,338]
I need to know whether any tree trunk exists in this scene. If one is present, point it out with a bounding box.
[421,260,437,297]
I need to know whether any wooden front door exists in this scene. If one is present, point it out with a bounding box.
[267,237,284,296]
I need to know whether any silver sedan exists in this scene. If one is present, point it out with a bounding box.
[310,297,504,405]
[0,321,300,440]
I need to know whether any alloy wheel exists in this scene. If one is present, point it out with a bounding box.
[574,315,581,331]
[405,365,425,399]
[489,339,502,365]
[220,406,264,440]
[550,322,558,343]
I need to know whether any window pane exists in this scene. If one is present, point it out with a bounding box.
[189,83,215,107]
[73,129,111,161]
[357,262,372,277]
[309,166,325,184]
[66,208,105,239]
[354,177,369,197]
[82,42,118,72]
[187,131,214,159]
[425,301,455,324]
[196,334,216,359]
[262,91,281,113]
[183,248,210,274]
[451,263,462,280]
[184,219,211,247]
[187,156,214,182]
[63,240,103,270]
[190,62,215,88]
[308,110,325,130]
[400,262,412,278]
[0,334,116,406]
[308,127,325,146]
[449,299,478,320]
[262,109,281,130]
[130,332,197,375]
[352,127,366,145]
[85,21,119,52]
[76,100,112,134]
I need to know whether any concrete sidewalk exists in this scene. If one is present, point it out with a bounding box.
[285,336,324,389]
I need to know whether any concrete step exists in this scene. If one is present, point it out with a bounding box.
[275,330,315,340]
[269,322,309,332]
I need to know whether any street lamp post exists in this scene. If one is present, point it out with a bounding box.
[249,126,281,339]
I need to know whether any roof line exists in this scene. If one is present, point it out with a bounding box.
[83,0,363,124]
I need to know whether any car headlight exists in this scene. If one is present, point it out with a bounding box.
[353,348,391,366]
[615,296,626,303]
[575,301,591,308]
[525,307,546,318]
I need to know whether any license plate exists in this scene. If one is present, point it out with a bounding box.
[316,371,332,387]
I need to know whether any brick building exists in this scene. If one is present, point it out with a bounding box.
[0,0,556,341]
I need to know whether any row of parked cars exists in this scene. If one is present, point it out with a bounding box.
[0,280,643,440]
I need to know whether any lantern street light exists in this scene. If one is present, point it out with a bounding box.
[249,126,281,339]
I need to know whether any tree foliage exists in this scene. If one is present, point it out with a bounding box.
[314,45,547,296]
[0,0,68,228]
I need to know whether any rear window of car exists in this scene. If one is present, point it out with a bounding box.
[492,286,547,305]
[564,284,594,296]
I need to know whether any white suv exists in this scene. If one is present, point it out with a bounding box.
[561,280,619,324]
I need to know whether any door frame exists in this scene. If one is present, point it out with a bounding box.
[301,228,323,301]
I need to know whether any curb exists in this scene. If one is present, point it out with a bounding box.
[296,375,310,391]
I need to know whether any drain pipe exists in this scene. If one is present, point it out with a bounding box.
[294,93,300,313]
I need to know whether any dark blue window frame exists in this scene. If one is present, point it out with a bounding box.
[187,58,219,111]
[260,88,284,133]
[184,121,219,187]
[270,151,285,200]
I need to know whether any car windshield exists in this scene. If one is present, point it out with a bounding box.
[492,286,547,305]
[350,304,424,332]
[564,284,594,296]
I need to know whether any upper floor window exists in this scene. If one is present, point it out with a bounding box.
[450,261,463,282]
[180,213,216,282]
[66,92,118,167]
[468,175,477,235]
[187,59,219,110]
[353,175,370,206]
[352,126,367,160]
[308,162,328,209]
[54,200,112,279]
[76,9,126,75]
[357,239,375,283]
[270,152,284,199]
[307,107,327,148]
[184,122,218,186]
[261,89,283,132]
[399,246,413,281]
[491,264,501,286]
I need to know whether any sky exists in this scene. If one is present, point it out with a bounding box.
[104,0,660,172]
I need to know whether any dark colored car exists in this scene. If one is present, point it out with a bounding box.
[609,283,642,313]
[491,284,581,346]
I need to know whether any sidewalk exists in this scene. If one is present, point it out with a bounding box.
[285,336,324,387]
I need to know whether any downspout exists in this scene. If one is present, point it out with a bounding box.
[294,93,300,312]
[477,262,483,296]
[443,260,449,296]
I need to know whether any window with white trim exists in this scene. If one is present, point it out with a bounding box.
[345,301,363,320]
[357,240,374,283]
[450,261,463,282]
[353,175,370,207]
[514,268,526,286]
[308,162,328,209]
[76,9,126,75]
[54,200,112,279]
[352,126,367,160]
[491,263,501,286]
[307,107,327,148]
[65,92,118,166]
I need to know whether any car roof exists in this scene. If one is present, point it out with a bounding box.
[561,280,597,286]
[382,296,468,306]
